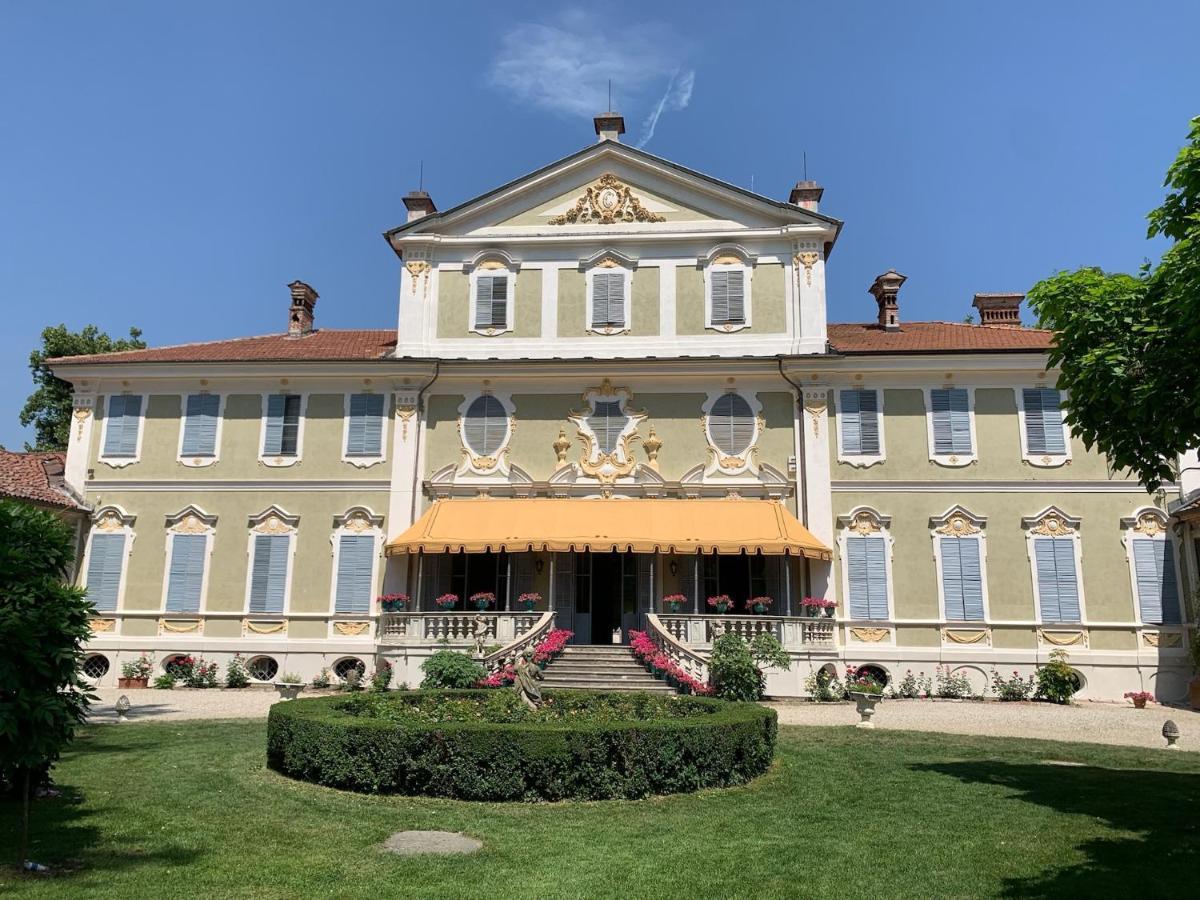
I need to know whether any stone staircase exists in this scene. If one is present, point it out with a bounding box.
[541,645,677,693]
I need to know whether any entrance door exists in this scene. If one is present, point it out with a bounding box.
[590,551,624,644]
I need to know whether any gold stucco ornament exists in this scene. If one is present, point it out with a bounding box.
[548,173,666,225]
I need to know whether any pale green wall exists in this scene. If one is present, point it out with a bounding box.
[675,263,786,335]
[676,267,704,335]
[84,489,389,616]
[437,271,540,339]
[557,270,585,338]
[829,387,1134,483]
[514,271,541,338]
[631,267,659,336]
[91,392,391,481]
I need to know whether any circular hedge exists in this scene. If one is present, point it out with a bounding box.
[266,689,777,801]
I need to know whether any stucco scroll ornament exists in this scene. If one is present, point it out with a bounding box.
[568,379,646,485]
[255,515,291,536]
[802,391,827,439]
[95,511,126,533]
[1029,513,1074,537]
[342,512,374,534]
[548,173,666,225]
[845,511,881,536]
[796,251,819,287]
[943,628,989,645]
[173,514,209,535]
[1131,512,1167,537]
[333,621,370,636]
[404,259,430,297]
[396,403,417,441]
[73,406,92,440]
[244,620,286,635]
[850,627,890,643]
[1039,629,1087,647]
[934,515,981,537]
[90,618,117,633]
[159,618,201,634]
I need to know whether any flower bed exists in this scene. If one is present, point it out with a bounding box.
[478,628,573,687]
[266,689,776,800]
[628,630,712,695]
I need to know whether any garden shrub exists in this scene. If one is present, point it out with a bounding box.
[749,633,791,671]
[225,654,250,689]
[990,669,1035,701]
[420,650,485,689]
[370,660,393,693]
[266,690,777,801]
[709,633,763,701]
[1036,650,1079,704]
[934,665,973,699]
[803,667,844,702]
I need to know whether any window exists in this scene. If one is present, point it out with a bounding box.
[707,393,756,457]
[1019,388,1069,465]
[344,393,385,460]
[334,535,376,614]
[462,394,508,458]
[101,394,142,461]
[248,534,290,614]
[1032,538,1082,623]
[164,533,207,613]
[588,399,626,454]
[939,537,985,621]
[180,393,220,461]
[85,532,127,612]
[334,657,366,681]
[839,509,892,621]
[590,271,626,329]
[82,654,110,681]
[263,394,302,458]
[838,389,882,463]
[710,269,746,326]
[473,274,509,331]
[1131,539,1181,625]
[928,387,974,463]
[247,656,278,682]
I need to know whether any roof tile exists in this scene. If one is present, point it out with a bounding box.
[828,321,1053,354]
[0,450,81,509]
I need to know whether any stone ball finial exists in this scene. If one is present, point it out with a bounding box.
[1162,719,1180,749]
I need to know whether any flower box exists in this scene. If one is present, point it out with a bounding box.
[516,592,541,612]
[117,677,148,689]
[469,592,496,611]
[378,594,410,613]
[662,593,688,613]
[706,595,733,614]
[434,593,459,611]
[746,596,773,615]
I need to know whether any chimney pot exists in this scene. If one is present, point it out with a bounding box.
[403,190,436,223]
[972,293,1024,326]
[287,280,318,336]
[789,180,824,212]
[869,270,907,332]
[594,111,626,143]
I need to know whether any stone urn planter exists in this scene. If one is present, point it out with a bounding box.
[274,682,305,701]
[849,691,882,728]
[117,677,148,689]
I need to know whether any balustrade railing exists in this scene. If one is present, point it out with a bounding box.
[644,614,710,684]
[480,611,557,675]
[657,614,836,649]
[378,612,542,646]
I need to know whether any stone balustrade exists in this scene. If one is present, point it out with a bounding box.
[657,614,836,649]
[378,612,542,646]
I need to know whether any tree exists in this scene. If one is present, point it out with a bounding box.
[1027,116,1200,491]
[19,324,145,451]
[0,500,95,869]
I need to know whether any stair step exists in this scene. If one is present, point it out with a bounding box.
[545,684,676,693]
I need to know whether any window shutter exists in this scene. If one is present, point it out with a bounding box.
[847,536,888,619]
[865,536,888,618]
[104,395,142,457]
[710,393,755,456]
[858,390,880,454]
[181,394,219,456]
[726,270,745,323]
[1023,388,1066,456]
[588,399,625,454]
[1161,539,1181,624]
[711,271,730,324]
[464,395,507,457]
[940,537,965,619]
[346,393,384,457]
[931,388,971,455]
[1133,538,1180,625]
[263,395,286,455]
[840,390,862,455]
[490,276,508,328]
[1034,538,1061,622]
[85,533,126,611]
[334,534,375,614]
[249,533,289,614]
[959,537,985,621]
[475,276,507,329]
[1034,536,1079,624]
[165,533,207,612]
[592,272,624,327]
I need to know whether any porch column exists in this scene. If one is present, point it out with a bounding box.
[800,386,833,599]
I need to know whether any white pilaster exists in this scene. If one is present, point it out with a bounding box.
[1179,449,1200,503]
[541,264,559,340]
[800,386,833,598]
[794,242,828,356]
[65,389,96,498]
[659,262,677,340]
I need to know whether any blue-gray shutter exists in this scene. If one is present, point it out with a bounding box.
[931,388,971,455]
[1023,388,1067,455]
[103,395,142,457]
[165,533,207,612]
[85,533,126,611]
[334,534,375,614]
[940,536,965,619]
[474,275,507,329]
[181,393,220,456]
[463,395,508,456]
[249,533,289,614]
[592,272,624,327]
[1133,538,1181,625]
[711,270,745,324]
[710,393,755,456]
[346,393,384,456]
[941,536,984,621]
[847,535,888,619]
[840,390,880,455]
[263,395,286,455]
[1034,537,1080,623]
[588,399,625,453]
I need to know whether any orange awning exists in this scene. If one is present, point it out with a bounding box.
[385,498,831,559]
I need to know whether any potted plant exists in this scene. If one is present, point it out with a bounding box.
[434,593,459,611]
[746,596,773,615]
[469,591,496,611]
[847,669,884,728]
[662,593,688,613]
[274,672,305,701]
[516,592,541,612]
[377,593,409,613]
[706,594,733,614]
[802,597,836,617]
[1124,690,1153,710]
[118,654,153,689]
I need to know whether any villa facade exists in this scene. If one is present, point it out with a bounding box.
[51,114,1196,699]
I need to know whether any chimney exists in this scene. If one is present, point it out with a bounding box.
[789,180,824,212]
[869,270,906,331]
[403,190,436,223]
[287,280,318,336]
[972,293,1024,326]
[594,111,625,143]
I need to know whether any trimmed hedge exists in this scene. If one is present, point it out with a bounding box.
[266,689,777,800]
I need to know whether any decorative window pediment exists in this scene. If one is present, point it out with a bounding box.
[568,379,646,484]
[836,507,893,622]
[1120,508,1181,626]
[1023,507,1084,624]
[929,506,988,623]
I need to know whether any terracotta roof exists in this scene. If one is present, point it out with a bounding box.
[0,450,82,510]
[1172,494,1200,521]
[828,321,1053,354]
[48,329,397,365]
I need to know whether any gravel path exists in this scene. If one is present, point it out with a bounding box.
[89,688,1200,752]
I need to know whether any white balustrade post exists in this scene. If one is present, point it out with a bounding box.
[497,616,515,643]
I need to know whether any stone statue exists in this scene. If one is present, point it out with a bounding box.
[513,647,544,710]
[471,615,490,658]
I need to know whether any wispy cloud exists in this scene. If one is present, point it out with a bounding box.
[488,9,694,147]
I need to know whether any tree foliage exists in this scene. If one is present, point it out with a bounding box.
[1028,116,1200,491]
[19,324,145,451]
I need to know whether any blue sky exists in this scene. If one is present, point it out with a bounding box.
[1,1,1197,450]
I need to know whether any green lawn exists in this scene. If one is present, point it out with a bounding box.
[1,720,1197,899]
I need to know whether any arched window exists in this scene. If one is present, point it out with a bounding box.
[463,394,509,458]
[708,393,756,456]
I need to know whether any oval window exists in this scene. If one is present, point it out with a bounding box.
[709,394,755,456]
[463,395,508,457]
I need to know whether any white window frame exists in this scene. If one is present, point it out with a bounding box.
[924,386,978,468]
[257,391,307,469]
[1021,506,1086,625]
[836,387,886,468]
[1015,386,1072,468]
[929,505,990,623]
[466,252,518,336]
[82,505,137,613]
[176,391,226,468]
[98,392,146,468]
[835,506,895,627]
[159,506,217,614]
[340,391,388,469]
[584,258,634,336]
[1120,507,1184,627]
[701,389,762,475]
[243,506,299,616]
[456,391,515,476]
[704,258,753,332]
[327,507,385,617]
